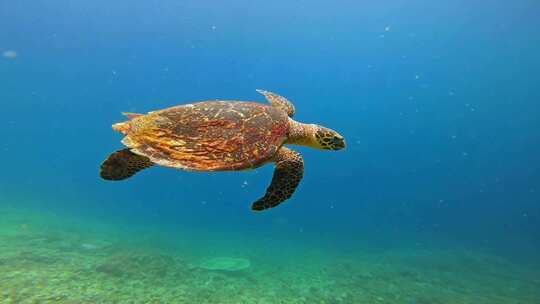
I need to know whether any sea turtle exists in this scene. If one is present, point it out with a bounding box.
[100,90,345,211]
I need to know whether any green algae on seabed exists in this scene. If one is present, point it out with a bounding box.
[1,207,540,304]
[194,257,251,272]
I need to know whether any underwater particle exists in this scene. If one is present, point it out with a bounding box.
[195,257,251,272]
[2,50,17,59]
[385,26,391,32]
[462,152,469,157]
[415,74,420,80]
[211,25,217,30]
[448,91,456,96]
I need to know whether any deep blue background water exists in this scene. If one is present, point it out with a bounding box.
[1,0,539,260]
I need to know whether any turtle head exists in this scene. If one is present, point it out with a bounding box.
[287,120,346,150]
[313,126,346,150]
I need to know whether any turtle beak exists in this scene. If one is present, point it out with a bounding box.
[332,134,346,150]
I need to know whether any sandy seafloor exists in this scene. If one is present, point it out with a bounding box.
[1,201,538,304]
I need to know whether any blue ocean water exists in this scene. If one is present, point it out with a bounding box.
[1,1,539,303]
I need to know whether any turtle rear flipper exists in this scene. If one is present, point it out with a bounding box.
[100,149,154,181]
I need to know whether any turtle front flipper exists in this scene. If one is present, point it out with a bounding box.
[252,147,304,211]
[100,149,154,181]
[256,89,295,117]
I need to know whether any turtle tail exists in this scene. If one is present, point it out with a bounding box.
[112,122,131,135]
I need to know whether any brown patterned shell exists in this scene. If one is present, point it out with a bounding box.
[119,101,290,171]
